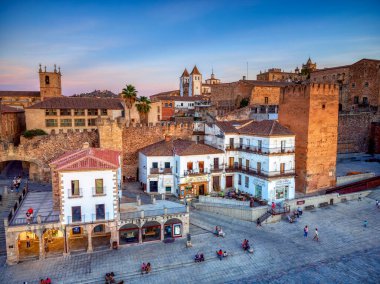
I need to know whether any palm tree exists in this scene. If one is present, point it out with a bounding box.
[121,84,137,123]
[135,96,151,125]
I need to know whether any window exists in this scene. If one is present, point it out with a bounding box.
[71,206,81,222]
[213,158,219,169]
[71,180,80,196]
[60,109,71,116]
[322,104,325,110]
[157,106,160,112]
[45,119,58,127]
[181,103,183,106]
[74,119,85,126]
[60,119,72,127]
[74,109,85,116]
[238,174,242,185]
[45,109,57,116]
[95,179,104,195]
[257,162,261,174]
[264,97,269,104]
[187,162,193,171]
[94,224,104,233]
[101,109,108,116]
[280,163,285,174]
[88,119,96,126]
[45,75,50,84]
[164,162,170,169]
[198,161,204,173]
[157,115,160,120]
[281,140,286,152]
[176,161,178,174]
[169,103,172,107]
[258,140,262,151]
[364,82,369,87]
[96,204,105,220]
[245,176,249,188]
[165,186,171,192]
[88,109,98,116]
[362,97,368,105]
[165,103,168,107]
[351,83,356,88]
[354,96,359,104]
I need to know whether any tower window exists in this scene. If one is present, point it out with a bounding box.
[264,97,269,104]
[354,96,359,104]
[322,104,325,110]
[45,76,50,84]
[364,82,369,87]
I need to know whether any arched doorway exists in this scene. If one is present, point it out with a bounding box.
[164,218,183,239]
[68,226,88,253]
[18,231,39,261]
[142,221,161,242]
[119,224,139,245]
[92,224,111,250]
[43,228,64,257]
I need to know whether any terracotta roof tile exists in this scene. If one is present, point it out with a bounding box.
[190,65,201,75]
[140,139,223,157]
[0,105,25,113]
[238,120,294,136]
[215,120,253,134]
[181,68,189,77]
[50,147,120,171]
[0,91,40,97]
[27,97,124,110]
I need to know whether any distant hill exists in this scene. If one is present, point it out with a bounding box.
[71,90,119,98]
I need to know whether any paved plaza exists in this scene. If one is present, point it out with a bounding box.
[0,190,379,283]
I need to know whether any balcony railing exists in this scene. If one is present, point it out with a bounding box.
[184,169,207,176]
[150,168,173,174]
[225,165,295,178]
[120,207,187,220]
[92,187,106,196]
[210,165,223,173]
[67,214,86,224]
[91,212,110,222]
[68,188,83,198]
[10,214,60,226]
[226,144,295,154]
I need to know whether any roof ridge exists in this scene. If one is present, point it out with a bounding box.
[269,120,276,135]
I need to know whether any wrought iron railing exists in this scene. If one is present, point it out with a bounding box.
[92,187,106,196]
[67,188,83,198]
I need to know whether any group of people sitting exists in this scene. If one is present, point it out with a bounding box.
[287,207,303,223]
[216,249,228,260]
[141,262,152,274]
[214,226,225,237]
[39,278,51,284]
[104,272,124,284]
[194,252,205,262]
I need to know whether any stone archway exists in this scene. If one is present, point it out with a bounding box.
[119,223,139,245]
[92,224,111,250]
[164,218,183,239]
[142,221,161,242]
[17,231,40,261]
[0,155,47,182]
[42,228,64,257]
[68,226,88,253]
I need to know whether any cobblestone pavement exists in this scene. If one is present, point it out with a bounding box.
[0,193,379,283]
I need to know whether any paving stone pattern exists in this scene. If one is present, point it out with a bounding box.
[0,193,379,283]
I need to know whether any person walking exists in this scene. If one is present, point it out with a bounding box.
[363,220,368,228]
[313,228,319,242]
[304,225,308,238]
[256,218,262,227]
[376,200,379,209]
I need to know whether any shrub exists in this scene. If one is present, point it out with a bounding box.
[22,129,48,138]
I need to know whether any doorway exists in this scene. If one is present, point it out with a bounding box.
[199,184,205,195]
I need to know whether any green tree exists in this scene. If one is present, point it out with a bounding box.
[239,97,250,108]
[135,96,152,125]
[121,84,137,123]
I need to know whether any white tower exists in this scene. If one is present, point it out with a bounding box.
[189,65,202,96]
[179,68,189,97]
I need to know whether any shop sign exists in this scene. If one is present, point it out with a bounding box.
[297,200,305,205]
[173,224,181,236]
[163,176,173,186]
[275,179,290,186]
[184,176,208,183]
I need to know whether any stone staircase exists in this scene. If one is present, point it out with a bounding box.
[258,211,272,224]
[0,189,21,256]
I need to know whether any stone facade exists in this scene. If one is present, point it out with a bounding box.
[370,122,380,154]
[250,85,282,105]
[0,104,25,144]
[279,83,339,193]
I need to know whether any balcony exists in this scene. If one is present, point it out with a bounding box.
[120,206,187,220]
[226,144,295,155]
[92,187,106,196]
[68,188,83,198]
[225,165,295,179]
[91,212,110,222]
[150,168,173,175]
[184,169,208,176]
[67,214,86,224]
[210,165,223,173]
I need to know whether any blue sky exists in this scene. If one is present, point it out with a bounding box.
[0,0,379,96]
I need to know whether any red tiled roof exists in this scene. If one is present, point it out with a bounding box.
[190,65,201,75]
[0,105,25,113]
[181,68,189,77]
[215,120,294,136]
[27,97,124,110]
[0,91,40,97]
[50,147,120,171]
[140,139,224,157]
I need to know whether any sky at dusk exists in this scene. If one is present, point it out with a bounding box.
[0,0,380,97]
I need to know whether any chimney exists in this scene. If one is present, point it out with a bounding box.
[82,142,90,149]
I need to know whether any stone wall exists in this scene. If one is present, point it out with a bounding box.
[122,123,193,179]
[250,85,281,105]
[370,122,380,153]
[338,113,373,153]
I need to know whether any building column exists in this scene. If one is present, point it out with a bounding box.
[160,222,164,241]
[110,223,118,248]
[63,227,70,255]
[38,230,45,260]
[87,226,93,253]
[138,227,143,244]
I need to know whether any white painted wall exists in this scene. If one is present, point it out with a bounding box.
[61,170,117,224]
[175,101,195,109]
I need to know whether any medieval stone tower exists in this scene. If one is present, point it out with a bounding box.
[180,68,189,97]
[279,83,339,194]
[189,65,202,96]
[39,64,62,100]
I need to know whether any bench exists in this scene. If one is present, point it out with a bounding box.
[319,202,329,208]
[304,205,315,211]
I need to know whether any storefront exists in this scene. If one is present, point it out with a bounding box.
[179,175,209,199]
[164,218,183,239]
[119,224,139,244]
[142,221,161,242]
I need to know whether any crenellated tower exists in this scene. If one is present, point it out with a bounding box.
[39,64,62,100]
